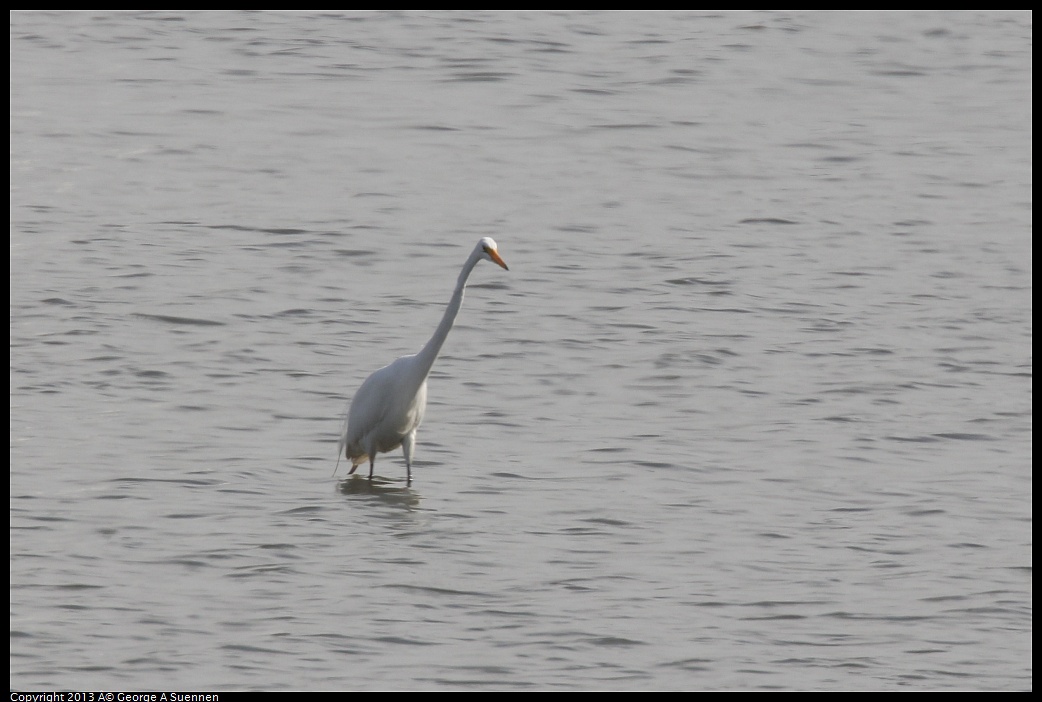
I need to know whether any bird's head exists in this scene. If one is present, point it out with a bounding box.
[479,237,509,271]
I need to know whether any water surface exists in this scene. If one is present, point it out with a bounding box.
[10,10,1032,690]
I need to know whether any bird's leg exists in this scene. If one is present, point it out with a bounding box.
[368,457,374,480]
[402,432,415,485]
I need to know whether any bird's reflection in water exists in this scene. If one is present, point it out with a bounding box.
[337,474,421,510]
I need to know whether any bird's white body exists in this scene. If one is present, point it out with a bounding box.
[341,355,428,468]
[337,237,508,482]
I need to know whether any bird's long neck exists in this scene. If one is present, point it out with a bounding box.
[412,249,483,381]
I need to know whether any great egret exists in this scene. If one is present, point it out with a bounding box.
[336,237,509,483]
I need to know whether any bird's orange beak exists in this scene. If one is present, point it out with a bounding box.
[488,248,509,271]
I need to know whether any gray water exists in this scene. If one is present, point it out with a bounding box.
[9,11,1032,691]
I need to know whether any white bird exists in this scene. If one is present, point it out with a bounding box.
[336,237,509,483]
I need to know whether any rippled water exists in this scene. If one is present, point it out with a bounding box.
[10,11,1031,690]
